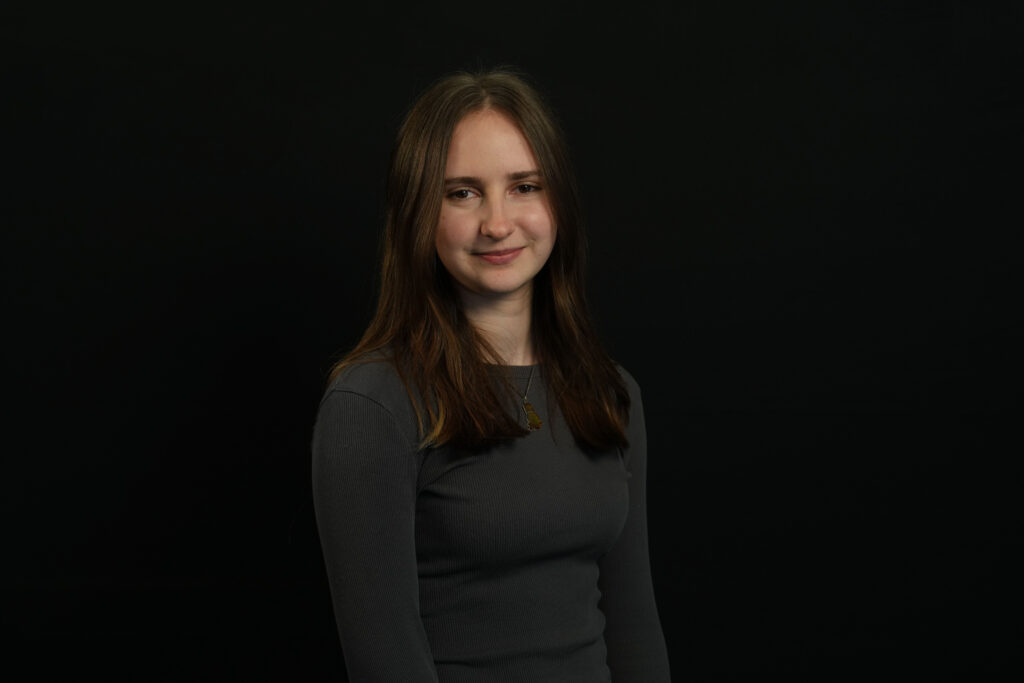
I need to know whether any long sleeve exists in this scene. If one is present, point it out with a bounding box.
[598,379,672,681]
[311,389,440,682]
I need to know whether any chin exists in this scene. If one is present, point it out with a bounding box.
[461,279,532,300]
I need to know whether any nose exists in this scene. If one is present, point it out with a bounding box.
[480,198,514,240]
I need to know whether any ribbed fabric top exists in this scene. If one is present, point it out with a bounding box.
[311,359,671,682]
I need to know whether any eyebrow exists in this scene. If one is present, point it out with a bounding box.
[443,170,542,186]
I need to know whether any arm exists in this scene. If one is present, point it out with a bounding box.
[598,379,672,681]
[312,389,440,682]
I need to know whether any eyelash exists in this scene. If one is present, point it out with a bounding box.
[447,184,541,200]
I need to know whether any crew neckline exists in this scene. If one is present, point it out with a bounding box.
[488,363,541,378]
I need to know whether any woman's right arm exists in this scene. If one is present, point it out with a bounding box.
[312,389,440,682]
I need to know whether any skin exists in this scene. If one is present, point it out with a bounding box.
[436,108,556,365]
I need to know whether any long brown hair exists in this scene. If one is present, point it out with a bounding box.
[330,68,630,451]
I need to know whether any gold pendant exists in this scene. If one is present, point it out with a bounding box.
[523,399,543,430]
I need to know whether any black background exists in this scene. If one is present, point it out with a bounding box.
[6,2,1022,681]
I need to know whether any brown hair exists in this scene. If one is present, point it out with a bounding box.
[329,68,630,451]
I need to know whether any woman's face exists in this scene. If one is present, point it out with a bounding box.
[435,108,556,308]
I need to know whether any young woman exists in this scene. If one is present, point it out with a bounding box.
[312,69,671,682]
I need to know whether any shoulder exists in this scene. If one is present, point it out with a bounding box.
[325,356,407,409]
[613,362,643,403]
[318,355,421,445]
[327,356,403,397]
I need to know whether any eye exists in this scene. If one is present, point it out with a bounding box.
[514,183,541,194]
[447,188,476,200]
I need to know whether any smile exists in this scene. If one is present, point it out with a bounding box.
[475,247,524,265]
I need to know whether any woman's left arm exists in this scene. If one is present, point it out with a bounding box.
[598,372,672,681]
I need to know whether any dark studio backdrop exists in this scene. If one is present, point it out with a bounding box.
[6,2,1022,681]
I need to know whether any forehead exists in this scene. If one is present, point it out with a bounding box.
[445,108,539,175]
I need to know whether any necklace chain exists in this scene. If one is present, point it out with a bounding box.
[523,366,535,398]
[521,366,543,431]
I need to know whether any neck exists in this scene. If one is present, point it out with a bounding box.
[458,285,536,366]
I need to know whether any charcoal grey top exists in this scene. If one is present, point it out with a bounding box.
[311,359,671,682]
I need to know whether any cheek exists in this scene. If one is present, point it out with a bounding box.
[435,216,457,251]
[528,205,556,241]
[436,213,472,248]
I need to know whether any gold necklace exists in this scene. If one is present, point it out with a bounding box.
[522,366,543,431]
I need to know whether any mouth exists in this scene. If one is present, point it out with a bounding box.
[474,246,525,264]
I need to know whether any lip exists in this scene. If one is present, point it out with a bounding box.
[474,247,524,265]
